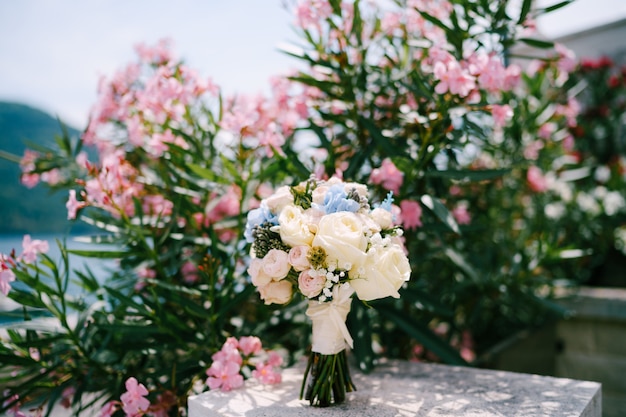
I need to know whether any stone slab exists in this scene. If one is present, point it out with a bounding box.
[188,359,601,417]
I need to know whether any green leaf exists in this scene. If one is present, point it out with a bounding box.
[444,248,479,282]
[424,168,510,181]
[377,306,467,365]
[541,0,574,14]
[517,0,533,24]
[66,249,126,259]
[359,117,399,157]
[518,38,554,49]
[420,195,460,234]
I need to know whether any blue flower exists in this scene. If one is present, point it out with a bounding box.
[244,203,278,243]
[318,184,360,214]
[379,191,394,212]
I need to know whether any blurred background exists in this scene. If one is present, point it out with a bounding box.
[1,1,626,416]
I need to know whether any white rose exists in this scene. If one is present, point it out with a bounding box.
[311,212,367,271]
[351,244,411,301]
[370,207,393,230]
[288,246,311,271]
[278,205,315,247]
[264,186,294,213]
[262,249,291,280]
[259,280,293,305]
[248,258,272,287]
[298,269,326,298]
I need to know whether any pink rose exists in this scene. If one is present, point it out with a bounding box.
[262,249,291,280]
[248,258,272,287]
[259,280,293,305]
[298,270,326,298]
[288,246,310,271]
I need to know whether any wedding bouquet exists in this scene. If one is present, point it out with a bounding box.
[245,177,411,406]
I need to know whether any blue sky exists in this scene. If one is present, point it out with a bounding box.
[1,0,625,129]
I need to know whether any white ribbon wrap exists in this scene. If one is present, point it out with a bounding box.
[306,284,355,355]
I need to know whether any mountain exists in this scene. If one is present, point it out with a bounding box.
[0,101,82,234]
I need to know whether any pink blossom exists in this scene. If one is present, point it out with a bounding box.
[477,55,507,92]
[142,194,174,217]
[266,351,284,367]
[181,261,199,284]
[369,158,404,194]
[452,204,471,225]
[212,337,243,366]
[3,393,26,417]
[61,386,76,408]
[252,362,282,385]
[527,166,548,193]
[400,200,423,230]
[98,401,118,417]
[295,0,333,30]
[205,186,242,224]
[434,61,476,97]
[20,235,49,264]
[491,104,513,128]
[0,265,16,296]
[66,190,86,220]
[555,43,576,74]
[206,360,244,392]
[537,123,556,140]
[238,336,263,356]
[134,38,173,65]
[20,173,40,188]
[555,97,580,128]
[120,377,150,417]
[523,140,544,160]
[41,168,63,185]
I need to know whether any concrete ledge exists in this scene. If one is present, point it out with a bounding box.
[188,359,601,416]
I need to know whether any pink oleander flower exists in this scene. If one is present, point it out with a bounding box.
[369,158,404,194]
[252,362,282,385]
[61,386,76,408]
[238,336,263,356]
[266,350,284,367]
[20,235,49,264]
[205,186,242,224]
[66,189,86,220]
[527,166,548,193]
[120,377,150,417]
[3,393,26,417]
[555,43,576,74]
[41,168,63,185]
[212,337,243,366]
[400,200,423,230]
[452,204,472,225]
[98,401,118,417]
[0,265,16,296]
[523,140,544,160]
[491,104,513,128]
[434,60,476,97]
[20,173,40,188]
[206,359,244,392]
[180,261,199,284]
